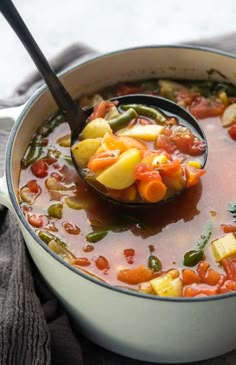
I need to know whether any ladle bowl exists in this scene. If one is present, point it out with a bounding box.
[0,0,208,208]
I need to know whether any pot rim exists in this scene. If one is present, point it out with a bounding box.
[6,44,236,303]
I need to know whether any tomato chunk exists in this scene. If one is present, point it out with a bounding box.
[228,124,236,140]
[31,159,48,178]
[189,96,225,119]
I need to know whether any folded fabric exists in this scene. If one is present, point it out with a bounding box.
[1,35,236,365]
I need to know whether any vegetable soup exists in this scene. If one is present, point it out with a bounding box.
[18,79,236,298]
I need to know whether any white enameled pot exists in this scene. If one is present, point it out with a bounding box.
[1,45,236,364]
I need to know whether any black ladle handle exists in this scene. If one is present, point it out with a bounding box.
[0,0,85,135]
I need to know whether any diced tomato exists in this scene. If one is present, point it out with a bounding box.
[222,257,236,281]
[183,284,217,297]
[117,265,154,285]
[218,280,236,293]
[196,261,223,286]
[63,221,81,235]
[134,164,162,181]
[115,82,143,96]
[228,124,236,140]
[50,172,63,181]
[42,156,57,165]
[196,261,209,278]
[158,160,182,177]
[175,89,197,106]
[31,159,48,178]
[26,179,40,193]
[88,100,118,122]
[221,224,236,233]
[73,257,91,266]
[82,245,94,253]
[124,248,135,264]
[155,134,177,154]
[171,129,206,156]
[88,150,120,172]
[184,165,206,187]
[95,256,110,270]
[28,214,44,228]
[189,96,225,119]
[202,268,223,286]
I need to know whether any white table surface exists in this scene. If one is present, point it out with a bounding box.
[1,0,236,100]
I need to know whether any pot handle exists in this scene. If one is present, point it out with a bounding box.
[0,104,25,210]
[0,104,24,129]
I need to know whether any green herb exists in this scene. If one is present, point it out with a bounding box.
[86,229,109,243]
[227,202,236,223]
[148,255,162,272]
[183,222,213,267]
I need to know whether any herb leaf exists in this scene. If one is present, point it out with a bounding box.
[197,222,213,250]
[227,202,236,223]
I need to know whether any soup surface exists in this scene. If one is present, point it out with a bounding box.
[18,79,236,298]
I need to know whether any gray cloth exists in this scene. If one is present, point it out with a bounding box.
[1,36,236,365]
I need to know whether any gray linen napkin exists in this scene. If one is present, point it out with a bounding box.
[1,36,236,365]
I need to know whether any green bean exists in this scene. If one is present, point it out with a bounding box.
[47,203,63,219]
[148,254,162,272]
[122,104,166,123]
[38,114,64,137]
[62,155,73,165]
[183,249,204,267]
[38,230,66,247]
[86,230,109,243]
[21,134,43,168]
[108,108,138,131]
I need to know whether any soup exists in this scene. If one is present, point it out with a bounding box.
[18,78,236,298]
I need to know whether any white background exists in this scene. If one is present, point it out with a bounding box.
[1,0,236,100]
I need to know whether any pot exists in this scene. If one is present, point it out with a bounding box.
[0,45,236,364]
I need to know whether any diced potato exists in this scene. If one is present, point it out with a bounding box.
[80,118,112,140]
[117,124,163,141]
[71,138,101,168]
[187,160,202,169]
[79,94,103,109]
[56,134,71,147]
[221,103,236,127]
[65,196,90,210]
[139,281,155,294]
[150,269,183,297]
[211,233,236,262]
[158,80,186,100]
[96,148,141,189]
[45,177,76,191]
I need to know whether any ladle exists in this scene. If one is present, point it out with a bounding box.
[0,0,208,208]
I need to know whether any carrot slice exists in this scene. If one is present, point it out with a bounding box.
[117,265,154,285]
[87,150,120,172]
[182,269,201,286]
[137,179,167,203]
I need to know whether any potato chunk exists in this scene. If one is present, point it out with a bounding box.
[71,139,101,168]
[150,270,182,297]
[80,118,112,139]
[211,233,236,262]
[117,124,163,141]
[96,148,141,189]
